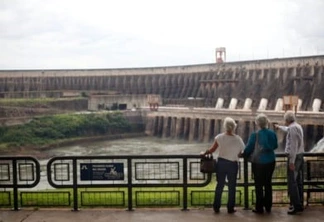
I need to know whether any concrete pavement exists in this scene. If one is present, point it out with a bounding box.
[1,206,324,222]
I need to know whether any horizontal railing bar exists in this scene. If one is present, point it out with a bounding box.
[1,153,324,210]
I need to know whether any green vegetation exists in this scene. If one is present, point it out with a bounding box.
[0,112,132,149]
[0,97,85,107]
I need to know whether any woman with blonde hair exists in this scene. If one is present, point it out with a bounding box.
[205,117,245,214]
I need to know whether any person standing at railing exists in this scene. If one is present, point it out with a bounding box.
[274,111,304,215]
[205,117,245,214]
[239,113,278,214]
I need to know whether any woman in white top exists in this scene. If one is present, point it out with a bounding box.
[205,117,245,214]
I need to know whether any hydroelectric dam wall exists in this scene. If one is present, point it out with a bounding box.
[1,55,324,150]
[1,55,324,111]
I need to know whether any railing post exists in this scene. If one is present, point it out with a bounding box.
[243,157,250,210]
[12,159,19,211]
[127,157,133,211]
[301,156,305,206]
[72,158,79,211]
[182,157,188,211]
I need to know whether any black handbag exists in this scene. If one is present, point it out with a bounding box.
[200,154,217,173]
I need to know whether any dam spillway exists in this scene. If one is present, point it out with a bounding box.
[0,55,323,112]
[142,108,324,152]
[1,55,324,150]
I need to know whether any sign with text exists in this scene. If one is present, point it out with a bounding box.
[80,163,124,181]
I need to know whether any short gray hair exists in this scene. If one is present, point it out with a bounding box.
[255,113,269,129]
[284,111,296,123]
[223,117,237,132]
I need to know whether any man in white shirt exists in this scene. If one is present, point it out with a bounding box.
[275,111,304,215]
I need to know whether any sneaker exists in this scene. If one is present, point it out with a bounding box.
[287,206,303,215]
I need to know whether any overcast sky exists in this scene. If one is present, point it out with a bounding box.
[0,0,323,70]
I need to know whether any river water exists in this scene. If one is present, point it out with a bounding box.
[20,136,324,190]
[45,137,210,156]
[32,137,211,190]
[310,137,324,152]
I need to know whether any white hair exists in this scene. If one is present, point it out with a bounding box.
[223,117,237,132]
[284,111,296,123]
[255,113,269,129]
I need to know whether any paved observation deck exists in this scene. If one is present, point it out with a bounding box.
[1,207,324,222]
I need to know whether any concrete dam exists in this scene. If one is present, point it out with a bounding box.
[1,55,324,151]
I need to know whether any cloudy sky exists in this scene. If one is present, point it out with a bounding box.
[0,0,323,69]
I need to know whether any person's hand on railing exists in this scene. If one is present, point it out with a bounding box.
[200,150,213,159]
[237,151,244,158]
[201,150,210,156]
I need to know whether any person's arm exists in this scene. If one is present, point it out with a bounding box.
[285,127,291,154]
[274,124,288,132]
[237,137,246,157]
[205,140,218,154]
[286,127,298,165]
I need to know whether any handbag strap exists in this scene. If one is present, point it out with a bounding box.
[255,131,259,149]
